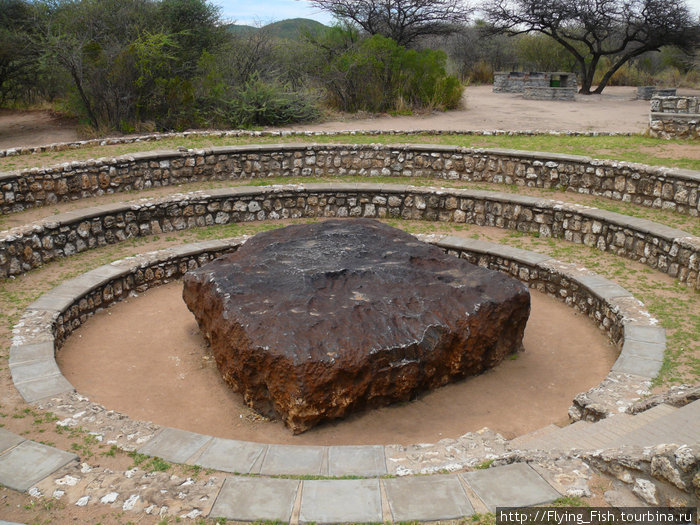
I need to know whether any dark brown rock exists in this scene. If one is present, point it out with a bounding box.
[183,219,530,433]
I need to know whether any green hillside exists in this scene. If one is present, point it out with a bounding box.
[225,18,327,40]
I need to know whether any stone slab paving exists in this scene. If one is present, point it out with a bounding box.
[258,444,325,476]
[209,477,299,522]
[136,427,212,464]
[384,474,474,521]
[192,438,267,474]
[328,445,386,477]
[461,463,560,512]
[11,374,74,404]
[299,479,382,525]
[0,441,77,492]
[9,359,61,384]
[612,353,663,378]
[0,429,24,454]
[7,342,54,367]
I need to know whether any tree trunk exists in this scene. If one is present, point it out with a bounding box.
[578,63,594,94]
[69,67,99,129]
[593,51,646,94]
[577,55,601,95]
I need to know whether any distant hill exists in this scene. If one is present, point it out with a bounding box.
[225,18,328,40]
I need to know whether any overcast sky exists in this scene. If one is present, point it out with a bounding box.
[218,0,700,26]
[216,0,333,25]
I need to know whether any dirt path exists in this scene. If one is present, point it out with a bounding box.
[0,109,79,149]
[284,85,700,134]
[3,85,698,151]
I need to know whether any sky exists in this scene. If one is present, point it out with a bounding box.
[215,0,334,26]
[217,0,700,27]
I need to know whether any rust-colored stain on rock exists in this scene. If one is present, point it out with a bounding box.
[183,219,530,433]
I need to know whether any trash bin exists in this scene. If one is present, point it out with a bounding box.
[550,79,561,87]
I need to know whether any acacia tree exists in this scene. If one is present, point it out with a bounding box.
[304,0,472,46]
[481,0,700,94]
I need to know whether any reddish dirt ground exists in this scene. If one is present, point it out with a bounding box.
[58,280,616,445]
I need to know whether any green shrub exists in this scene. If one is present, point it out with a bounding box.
[318,33,463,113]
[228,75,320,127]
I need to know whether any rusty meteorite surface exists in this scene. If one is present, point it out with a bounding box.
[183,219,530,434]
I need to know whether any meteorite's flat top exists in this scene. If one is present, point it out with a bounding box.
[187,219,527,364]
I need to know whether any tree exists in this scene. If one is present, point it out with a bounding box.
[0,0,40,105]
[304,0,472,46]
[482,0,700,94]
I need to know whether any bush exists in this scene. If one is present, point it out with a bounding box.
[227,75,320,127]
[466,60,494,84]
[317,32,463,113]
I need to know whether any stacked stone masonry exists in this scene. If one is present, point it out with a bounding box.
[493,72,578,93]
[649,96,700,139]
[0,184,698,290]
[637,87,677,100]
[522,86,577,101]
[1,144,698,216]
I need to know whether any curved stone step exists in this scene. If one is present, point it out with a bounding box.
[612,400,700,448]
[511,402,697,452]
[509,424,560,449]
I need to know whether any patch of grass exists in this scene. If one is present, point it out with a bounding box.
[128,451,148,467]
[101,444,119,457]
[470,512,497,525]
[3,133,699,172]
[550,496,590,507]
[147,456,171,472]
[474,459,495,470]
[127,451,170,472]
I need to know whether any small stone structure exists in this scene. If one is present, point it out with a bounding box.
[649,96,700,139]
[637,86,677,100]
[494,71,577,100]
[183,220,530,433]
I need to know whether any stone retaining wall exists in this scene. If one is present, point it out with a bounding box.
[649,96,700,139]
[523,87,576,101]
[1,184,698,289]
[1,144,698,216]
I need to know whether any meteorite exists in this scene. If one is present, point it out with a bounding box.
[183,219,530,433]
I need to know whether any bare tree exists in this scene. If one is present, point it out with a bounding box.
[481,0,700,94]
[304,0,472,46]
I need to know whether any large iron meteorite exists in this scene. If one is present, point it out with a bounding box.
[183,219,530,433]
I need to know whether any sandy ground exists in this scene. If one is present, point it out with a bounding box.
[0,109,79,149]
[3,85,699,152]
[58,280,615,446]
[284,85,700,134]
